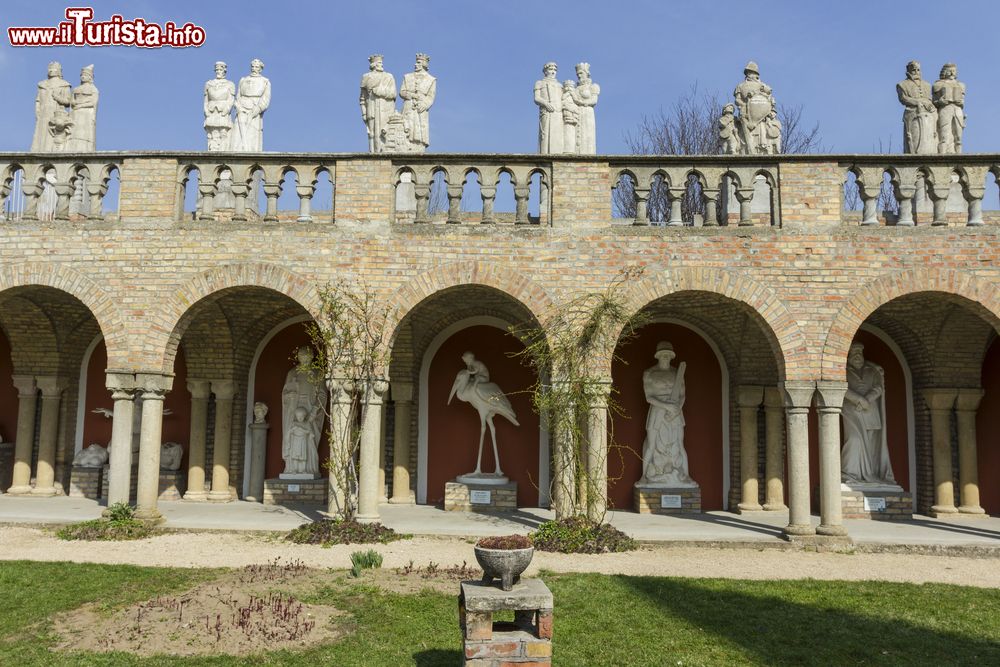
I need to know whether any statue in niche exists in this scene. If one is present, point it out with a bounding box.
[569,63,600,154]
[897,60,937,155]
[359,54,397,153]
[561,80,580,154]
[204,61,235,151]
[933,63,965,154]
[31,61,72,152]
[68,65,98,151]
[637,341,696,488]
[447,352,520,483]
[73,443,109,468]
[841,343,896,485]
[731,61,778,155]
[399,53,436,152]
[534,61,563,154]
[230,58,270,152]
[160,442,183,471]
[280,346,327,478]
[253,401,269,424]
[718,103,742,155]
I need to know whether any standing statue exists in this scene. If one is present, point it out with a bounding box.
[68,65,98,151]
[637,342,696,487]
[731,61,778,155]
[399,53,436,152]
[359,54,397,153]
[841,343,896,485]
[31,62,72,152]
[204,61,235,151]
[932,63,966,154]
[718,103,742,155]
[897,60,937,155]
[280,347,327,478]
[447,352,520,482]
[561,80,580,154]
[570,63,600,154]
[534,62,563,154]
[230,58,271,152]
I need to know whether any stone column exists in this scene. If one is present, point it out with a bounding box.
[736,385,764,512]
[781,381,816,538]
[208,380,236,502]
[246,417,270,503]
[955,388,985,515]
[815,381,848,537]
[327,379,356,516]
[762,386,786,511]
[923,389,958,517]
[586,382,611,521]
[6,376,38,495]
[104,373,136,508]
[357,380,387,523]
[378,407,388,503]
[134,373,172,523]
[30,376,68,496]
[389,382,414,504]
[551,381,576,518]
[183,379,211,501]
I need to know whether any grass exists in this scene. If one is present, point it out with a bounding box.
[0,561,998,665]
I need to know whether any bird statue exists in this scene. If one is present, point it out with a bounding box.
[447,351,519,479]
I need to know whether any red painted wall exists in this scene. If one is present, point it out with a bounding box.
[609,323,724,511]
[252,323,328,480]
[0,330,17,445]
[978,337,1000,515]
[427,325,540,506]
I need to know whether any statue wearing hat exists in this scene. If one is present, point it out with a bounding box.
[569,62,600,154]
[729,61,779,155]
[841,343,895,485]
[69,65,98,151]
[31,61,72,152]
[204,61,235,151]
[638,341,696,488]
[400,53,436,152]
[534,61,563,153]
[359,54,397,153]
[932,63,965,154]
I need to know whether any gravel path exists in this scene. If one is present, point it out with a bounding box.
[2,527,998,589]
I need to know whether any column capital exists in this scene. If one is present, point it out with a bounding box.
[736,385,765,408]
[328,378,356,405]
[10,374,36,396]
[186,378,212,399]
[136,372,173,397]
[105,370,135,392]
[955,388,985,412]
[361,378,389,405]
[762,385,784,409]
[814,381,848,410]
[922,388,958,412]
[391,381,414,403]
[35,375,69,397]
[210,379,236,401]
[780,381,815,409]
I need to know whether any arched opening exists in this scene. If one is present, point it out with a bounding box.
[977,336,1000,514]
[460,170,482,216]
[0,327,17,491]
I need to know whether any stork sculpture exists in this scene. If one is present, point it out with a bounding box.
[447,351,519,480]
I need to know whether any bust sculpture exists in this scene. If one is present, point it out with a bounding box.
[730,61,779,155]
[399,53,436,152]
[280,347,327,478]
[31,61,72,152]
[932,63,965,154]
[570,63,600,154]
[204,61,235,151]
[230,58,270,151]
[68,65,98,151]
[160,442,184,471]
[360,54,397,153]
[841,343,896,486]
[897,60,937,155]
[73,443,109,468]
[637,341,696,488]
[252,401,269,424]
[534,62,563,154]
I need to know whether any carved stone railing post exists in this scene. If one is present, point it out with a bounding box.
[702,188,720,226]
[296,184,315,222]
[962,166,987,227]
[21,179,41,222]
[514,185,530,224]
[633,187,650,226]
[413,183,430,223]
[853,167,884,226]
[54,179,73,221]
[480,185,496,224]
[447,184,463,224]
[262,182,281,222]
[667,186,685,226]
[198,182,216,221]
[735,187,755,226]
[928,168,951,226]
[86,180,108,221]
[893,168,917,226]
[231,182,248,222]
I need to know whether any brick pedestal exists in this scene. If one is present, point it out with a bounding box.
[69,466,103,499]
[100,464,188,502]
[262,477,327,505]
[634,485,701,514]
[0,442,13,492]
[445,480,517,513]
[841,484,912,520]
[460,579,553,666]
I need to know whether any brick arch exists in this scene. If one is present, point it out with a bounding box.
[622,267,807,381]
[0,262,127,367]
[156,263,322,374]
[822,268,1000,380]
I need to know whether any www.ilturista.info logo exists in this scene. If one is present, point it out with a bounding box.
[8,7,206,48]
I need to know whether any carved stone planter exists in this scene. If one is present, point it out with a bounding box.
[474,545,534,591]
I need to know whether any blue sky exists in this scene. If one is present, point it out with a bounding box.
[1,0,998,154]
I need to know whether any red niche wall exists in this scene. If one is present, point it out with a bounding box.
[252,323,328,480]
[610,323,724,511]
[0,330,17,445]
[426,325,540,507]
[978,337,1000,515]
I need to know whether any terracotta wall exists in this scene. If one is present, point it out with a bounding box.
[978,337,1000,515]
[426,325,539,506]
[0,330,17,444]
[610,323,724,511]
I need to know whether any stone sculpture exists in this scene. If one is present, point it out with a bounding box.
[48,111,74,152]
[561,80,580,154]
[570,63,600,154]
[534,62,563,154]
[399,53,436,152]
[73,443,109,468]
[68,65,98,151]
[253,401,268,424]
[719,103,742,155]
[204,61,235,151]
[280,346,327,479]
[447,352,520,483]
[31,61,72,152]
[729,61,779,155]
[933,63,966,154]
[841,343,896,485]
[360,54,398,153]
[160,442,184,471]
[897,61,937,155]
[230,58,270,152]
[638,341,696,487]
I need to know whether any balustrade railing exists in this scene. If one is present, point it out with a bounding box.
[0,159,118,222]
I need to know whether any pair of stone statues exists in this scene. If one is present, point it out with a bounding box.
[31,62,98,152]
[359,54,437,153]
[897,61,966,154]
[203,59,272,152]
[719,62,782,156]
[534,62,600,154]
[279,347,327,478]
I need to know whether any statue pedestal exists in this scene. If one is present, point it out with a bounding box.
[279,473,318,480]
[634,484,701,514]
[445,480,517,513]
[263,477,327,506]
[100,463,186,502]
[69,466,103,499]
[840,482,912,520]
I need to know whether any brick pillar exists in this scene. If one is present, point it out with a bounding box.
[955,389,985,515]
[6,375,38,495]
[762,387,787,511]
[782,381,815,538]
[586,381,611,521]
[134,373,172,523]
[104,373,137,508]
[183,379,211,501]
[736,385,764,512]
[923,388,958,517]
[208,380,236,502]
[815,381,848,537]
[31,376,68,496]
[357,380,387,522]
[389,382,414,504]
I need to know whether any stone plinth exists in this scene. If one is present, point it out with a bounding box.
[445,480,517,513]
[634,485,701,514]
[460,579,553,666]
[0,442,13,492]
[69,466,103,499]
[100,464,187,502]
[841,484,912,520]
[263,477,327,506]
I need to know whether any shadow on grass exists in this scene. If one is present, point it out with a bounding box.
[413,648,463,665]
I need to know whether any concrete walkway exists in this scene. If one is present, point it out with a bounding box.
[1,495,998,548]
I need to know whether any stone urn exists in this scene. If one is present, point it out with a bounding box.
[474,535,534,591]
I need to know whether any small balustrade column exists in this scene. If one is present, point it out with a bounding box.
[762,387,786,511]
[357,379,388,523]
[21,181,41,222]
[480,186,496,224]
[208,380,236,502]
[327,379,356,516]
[262,182,281,222]
[736,385,764,512]
[54,181,73,221]
[815,381,848,537]
[30,376,68,496]
[894,180,916,227]
[735,188,756,226]
[929,183,951,227]
[702,188,720,226]
[231,183,248,222]
[86,180,108,221]
[963,171,986,227]
[134,373,172,523]
[667,187,685,226]
[633,188,650,226]
[855,169,884,226]
[514,186,530,224]
[414,183,430,223]
[296,184,315,222]
[447,184,463,224]
[198,182,216,221]
[585,382,611,521]
[955,389,985,515]
[923,388,958,517]
[6,376,38,495]
[390,382,414,504]
[104,373,137,509]
[782,381,816,538]
[183,379,211,501]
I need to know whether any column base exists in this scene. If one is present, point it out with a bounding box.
[207,490,234,502]
[782,523,816,539]
[183,490,209,502]
[5,485,34,496]
[355,512,381,524]
[958,504,987,516]
[134,508,164,524]
[763,502,787,512]
[930,504,959,518]
[29,486,59,497]
[816,524,849,537]
[736,502,764,514]
[388,493,415,505]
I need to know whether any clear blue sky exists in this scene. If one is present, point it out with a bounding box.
[1,0,998,154]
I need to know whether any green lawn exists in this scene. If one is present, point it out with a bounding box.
[0,561,998,665]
